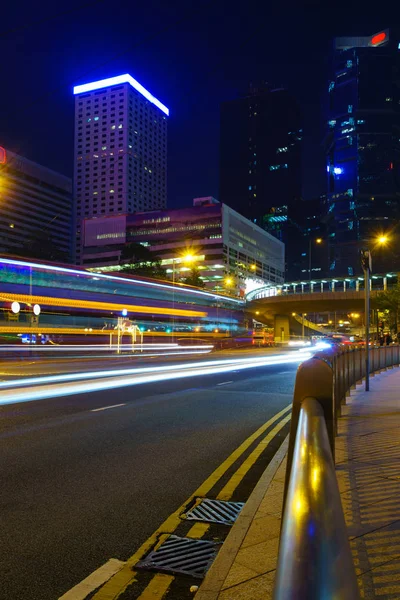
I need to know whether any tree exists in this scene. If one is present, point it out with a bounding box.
[18,228,68,262]
[375,282,400,333]
[182,268,206,288]
[119,242,167,280]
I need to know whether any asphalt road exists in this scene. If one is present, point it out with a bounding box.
[0,356,298,600]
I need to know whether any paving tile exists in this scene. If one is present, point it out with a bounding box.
[241,515,281,549]
[219,571,275,600]
[235,538,280,575]
[221,562,260,590]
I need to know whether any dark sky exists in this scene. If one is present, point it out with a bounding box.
[0,1,395,207]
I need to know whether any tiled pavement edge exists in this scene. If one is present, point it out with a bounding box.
[336,368,400,600]
[195,436,288,600]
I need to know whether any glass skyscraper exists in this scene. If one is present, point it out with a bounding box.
[326,29,400,276]
[219,84,302,221]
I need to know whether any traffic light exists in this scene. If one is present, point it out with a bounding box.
[360,249,372,272]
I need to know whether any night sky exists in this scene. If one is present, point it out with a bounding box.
[0,1,395,208]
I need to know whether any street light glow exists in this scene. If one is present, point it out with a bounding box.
[225,277,233,286]
[316,238,322,244]
[11,301,20,314]
[377,235,389,245]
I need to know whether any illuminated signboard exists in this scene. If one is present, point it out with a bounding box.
[370,30,389,47]
[0,146,6,164]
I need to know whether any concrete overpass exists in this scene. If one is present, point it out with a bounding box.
[246,273,396,340]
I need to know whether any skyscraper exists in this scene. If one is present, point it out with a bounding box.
[73,74,169,263]
[219,84,302,226]
[326,29,400,276]
[0,146,72,260]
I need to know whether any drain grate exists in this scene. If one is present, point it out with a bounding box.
[183,498,245,526]
[136,535,220,578]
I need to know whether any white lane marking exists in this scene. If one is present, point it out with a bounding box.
[91,403,126,412]
[217,381,233,386]
[58,558,125,599]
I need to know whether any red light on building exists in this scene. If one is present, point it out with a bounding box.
[0,146,6,164]
[371,31,386,46]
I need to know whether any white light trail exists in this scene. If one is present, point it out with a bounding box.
[0,352,312,405]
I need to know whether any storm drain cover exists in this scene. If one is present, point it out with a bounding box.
[183,498,245,526]
[136,535,220,578]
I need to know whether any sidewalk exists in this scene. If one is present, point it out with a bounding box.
[337,368,400,599]
[196,367,400,600]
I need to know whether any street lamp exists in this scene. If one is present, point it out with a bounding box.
[377,235,389,245]
[362,235,389,391]
[250,264,257,271]
[171,252,199,339]
[308,237,322,283]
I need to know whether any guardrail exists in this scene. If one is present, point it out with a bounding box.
[273,345,400,599]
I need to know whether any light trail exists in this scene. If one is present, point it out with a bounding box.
[0,258,244,304]
[0,343,213,352]
[0,351,312,405]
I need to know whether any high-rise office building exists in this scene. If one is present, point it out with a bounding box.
[0,146,72,260]
[73,74,169,263]
[326,29,400,276]
[219,83,302,225]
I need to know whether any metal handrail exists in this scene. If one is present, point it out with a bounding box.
[273,397,359,599]
[273,345,400,599]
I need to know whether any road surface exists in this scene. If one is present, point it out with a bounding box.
[0,351,301,599]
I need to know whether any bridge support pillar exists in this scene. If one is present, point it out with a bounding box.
[274,314,290,343]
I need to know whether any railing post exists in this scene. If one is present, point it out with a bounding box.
[390,344,394,368]
[284,354,335,506]
[351,347,356,389]
[357,346,362,382]
[371,346,377,375]
[345,348,351,398]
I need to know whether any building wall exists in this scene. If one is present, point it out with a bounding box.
[73,75,168,263]
[0,146,72,259]
[81,199,284,294]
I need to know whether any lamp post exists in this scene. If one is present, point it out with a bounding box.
[361,235,389,391]
[308,238,322,283]
[171,253,197,341]
[361,249,371,391]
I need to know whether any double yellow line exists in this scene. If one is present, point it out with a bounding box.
[93,404,292,600]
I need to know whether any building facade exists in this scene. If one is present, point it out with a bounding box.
[219,83,302,228]
[73,74,169,263]
[326,29,400,276]
[0,146,72,260]
[81,197,284,295]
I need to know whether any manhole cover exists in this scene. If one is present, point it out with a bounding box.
[184,498,245,525]
[136,535,220,578]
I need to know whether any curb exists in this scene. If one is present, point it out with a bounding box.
[195,435,289,600]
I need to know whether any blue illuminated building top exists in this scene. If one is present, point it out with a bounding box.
[73,74,169,116]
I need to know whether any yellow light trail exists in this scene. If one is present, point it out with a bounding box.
[0,293,207,318]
